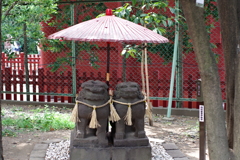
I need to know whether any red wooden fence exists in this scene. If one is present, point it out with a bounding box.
[1,52,40,74]
[1,66,226,109]
[0,53,226,108]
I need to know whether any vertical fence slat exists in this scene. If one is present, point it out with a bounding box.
[2,53,5,71]
[1,69,3,100]
[33,70,37,101]
[20,53,24,72]
[187,74,193,109]
[54,72,58,102]
[46,71,51,102]
[13,70,17,100]
[5,67,11,100]
[38,68,44,102]
[19,70,24,101]
[67,71,72,103]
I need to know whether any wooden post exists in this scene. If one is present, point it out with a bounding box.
[197,79,206,160]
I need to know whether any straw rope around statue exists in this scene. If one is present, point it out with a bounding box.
[112,97,147,126]
[70,97,120,129]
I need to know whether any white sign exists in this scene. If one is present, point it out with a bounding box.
[196,0,204,8]
[199,105,204,122]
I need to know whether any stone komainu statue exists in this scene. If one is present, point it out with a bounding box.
[73,80,110,145]
[113,82,146,139]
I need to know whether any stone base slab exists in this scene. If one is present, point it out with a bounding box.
[70,145,151,160]
[70,130,109,148]
[114,134,149,147]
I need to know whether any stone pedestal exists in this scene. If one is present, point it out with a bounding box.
[70,145,151,160]
[70,131,151,160]
[114,133,149,147]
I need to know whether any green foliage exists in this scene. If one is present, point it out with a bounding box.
[2,105,74,135]
[45,2,107,72]
[111,1,176,63]
[2,129,16,137]
[47,42,100,72]
[114,0,220,63]
[2,0,58,56]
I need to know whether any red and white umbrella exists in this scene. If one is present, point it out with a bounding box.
[48,9,168,84]
[48,9,168,44]
[48,9,169,125]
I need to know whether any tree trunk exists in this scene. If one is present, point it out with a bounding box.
[179,0,230,159]
[234,1,240,159]
[0,0,4,159]
[23,23,30,101]
[233,41,240,160]
[217,0,238,150]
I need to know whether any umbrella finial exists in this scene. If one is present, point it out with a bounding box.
[106,9,113,16]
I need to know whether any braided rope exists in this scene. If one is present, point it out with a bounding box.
[112,97,147,126]
[70,97,120,128]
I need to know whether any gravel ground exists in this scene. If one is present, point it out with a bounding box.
[45,139,174,160]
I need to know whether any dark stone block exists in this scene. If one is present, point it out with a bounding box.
[114,133,149,147]
[127,146,152,160]
[70,130,109,148]
[70,147,111,160]
[70,145,151,160]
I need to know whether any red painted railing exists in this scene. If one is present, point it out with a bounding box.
[1,52,40,74]
[1,66,226,109]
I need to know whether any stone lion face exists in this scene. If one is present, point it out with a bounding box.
[114,82,144,99]
[78,80,109,101]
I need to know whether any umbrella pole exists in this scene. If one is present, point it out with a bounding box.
[144,45,153,126]
[106,42,111,133]
[106,42,110,87]
[141,47,146,94]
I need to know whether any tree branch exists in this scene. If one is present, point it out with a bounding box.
[3,1,19,20]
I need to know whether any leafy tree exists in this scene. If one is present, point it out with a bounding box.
[179,0,240,159]
[0,1,59,158]
[2,0,58,56]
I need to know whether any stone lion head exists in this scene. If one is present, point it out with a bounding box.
[113,82,144,100]
[77,80,109,101]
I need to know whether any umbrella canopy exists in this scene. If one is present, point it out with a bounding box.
[48,9,169,126]
[48,9,169,44]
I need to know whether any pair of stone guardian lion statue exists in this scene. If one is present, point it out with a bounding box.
[70,80,147,146]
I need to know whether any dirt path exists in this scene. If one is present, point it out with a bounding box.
[2,104,202,160]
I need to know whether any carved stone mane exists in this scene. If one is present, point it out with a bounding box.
[113,82,144,100]
[78,80,109,102]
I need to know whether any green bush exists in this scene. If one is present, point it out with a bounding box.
[2,106,75,135]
